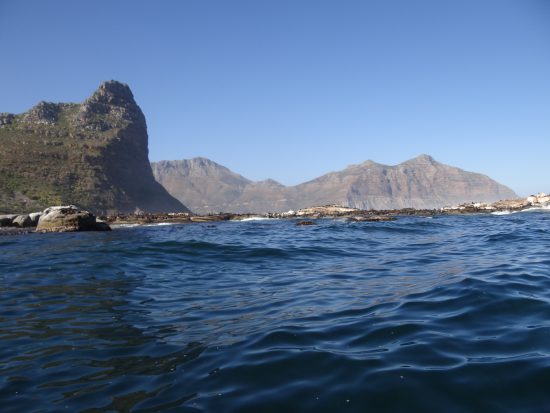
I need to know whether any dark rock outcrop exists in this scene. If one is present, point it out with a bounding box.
[0,214,18,227]
[296,221,315,226]
[152,155,517,214]
[0,80,188,214]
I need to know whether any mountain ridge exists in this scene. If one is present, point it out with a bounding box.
[152,155,517,214]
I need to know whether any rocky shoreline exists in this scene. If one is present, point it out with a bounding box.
[101,193,549,226]
[1,194,548,235]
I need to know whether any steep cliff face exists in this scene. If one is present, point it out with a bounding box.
[0,81,188,214]
[152,155,517,213]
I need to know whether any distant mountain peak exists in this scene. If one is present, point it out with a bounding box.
[189,157,223,167]
[359,159,379,166]
[256,178,284,187]
[156,157,243,177]
[405,154,436,164]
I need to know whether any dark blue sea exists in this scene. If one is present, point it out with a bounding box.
[1,211,550,412]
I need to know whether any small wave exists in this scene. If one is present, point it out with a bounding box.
[493,206,550,215]
[522,205,550,212]
[238,217,272,222]
[2,212,550,412]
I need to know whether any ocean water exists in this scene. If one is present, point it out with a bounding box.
[1,212,550,412]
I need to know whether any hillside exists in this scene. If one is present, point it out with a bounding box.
[0,81,188,214]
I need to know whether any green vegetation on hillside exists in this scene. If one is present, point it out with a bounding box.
[0,81,187,214]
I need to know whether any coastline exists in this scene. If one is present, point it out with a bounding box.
[2,195,548,236]
[99,194,550,226]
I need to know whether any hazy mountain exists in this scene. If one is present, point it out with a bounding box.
[151,157,251,213]
[0,81,188,214]
[152,155,517,213]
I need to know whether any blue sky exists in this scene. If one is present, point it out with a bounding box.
[1,0,549,195]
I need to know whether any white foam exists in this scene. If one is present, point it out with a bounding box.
[521,205,550,212]
[111,223,141,228]
[238,217,272,222]
[492,205,550,215]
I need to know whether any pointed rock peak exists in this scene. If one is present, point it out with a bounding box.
[185,157,232,171]
[87,80,136,106]
[416,154,435,161]
[404,154,437,165]
[343,159,379,170]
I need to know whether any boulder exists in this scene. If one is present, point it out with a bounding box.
[12,214,33,228]
[36,205,111,233]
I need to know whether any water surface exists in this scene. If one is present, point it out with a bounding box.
[1,212,550,412]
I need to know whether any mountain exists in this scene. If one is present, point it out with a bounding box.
[152,155,517,213]
[0,81,188,214]
[151,157,251,213]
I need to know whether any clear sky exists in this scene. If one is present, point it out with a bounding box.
[1,0,549,196]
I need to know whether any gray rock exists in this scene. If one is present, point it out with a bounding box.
[22,101,60,124]
[12,214,33,228]
[37,205,111,232]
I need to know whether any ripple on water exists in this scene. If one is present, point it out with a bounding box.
[1,213,550,412]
